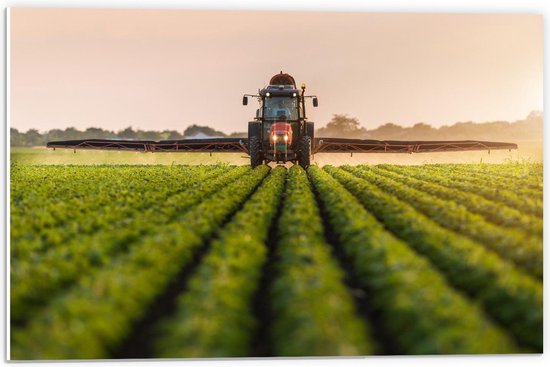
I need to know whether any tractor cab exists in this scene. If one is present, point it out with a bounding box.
[264,96,298,121]
[259,85,301,163]
[243,72,318,167]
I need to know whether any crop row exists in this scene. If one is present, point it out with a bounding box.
[11,166,229,261]
[11,165,193,231]
[153,167,286,358]
[419,163,542,186]
[364,165,542,236]
[345,165,542,279]
[11,165,229,260]
[378,164,542,218]
[325,166,543,351]
[10,162,543,358]
[11,166,250,324]
[11,166,270,359]
[418,164,542,198]
[308,166,517,354]
[10,164,122,204]
[268,166,374,356]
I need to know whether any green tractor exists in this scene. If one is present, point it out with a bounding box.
[242,72,318,168]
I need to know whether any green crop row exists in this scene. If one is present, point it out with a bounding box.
[11,166,250,324]
[11,165,228,242]
[308,166,518,354]
[11,165,229,260]
[379,164,542,218]
[268,166,375,356]
[418,163,542,189]
[419,164,542,199]
[11,165,270,360]
[346,165,542,279]
[10,165,190,230]
[325,166,543,351]
[455,170,541,194]
[427,164,542,216]
[10,164,124,204]
[369,165,542,236]
[11,166,228,260]
[9,162,543,359]
[415,162,543,179]
[154,167,286,358]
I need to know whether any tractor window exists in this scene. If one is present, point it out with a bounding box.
[264,97,299,120]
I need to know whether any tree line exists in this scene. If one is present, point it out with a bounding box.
[10,111,542,147]
[316,111,542,141]
[10,124,247,147]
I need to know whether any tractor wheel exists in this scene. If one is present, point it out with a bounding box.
[249,136,263,168]
[298,135,311,168]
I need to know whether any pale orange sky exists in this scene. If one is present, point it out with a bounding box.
[10,8,543,133]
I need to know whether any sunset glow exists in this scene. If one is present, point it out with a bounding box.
[10,8,543,133]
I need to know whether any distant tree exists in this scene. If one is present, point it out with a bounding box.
[10,128,25,146]
[83,127,116,139]
[183,124,226,137]
[10,111,542,148]
[368,123,405,139]
[316,114,367,138]
[25,129,45,146]
[526,110,543,122]
[62,127,81,140]
[137,130,162,140]
[514,110,543,140]
[44,129,66,142]
[407,122,438,140]
[118,127,138,140]
[162,130,184,140]
[229,131,247,138]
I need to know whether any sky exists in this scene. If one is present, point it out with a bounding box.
[10,8,543,134]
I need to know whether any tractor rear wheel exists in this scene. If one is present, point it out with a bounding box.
[249,136,263,168]
[298,135,311,168]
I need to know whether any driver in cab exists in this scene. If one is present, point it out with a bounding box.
[272,101,291,119]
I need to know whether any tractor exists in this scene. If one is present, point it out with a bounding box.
[242,72,318,168]
[46,71,518,163]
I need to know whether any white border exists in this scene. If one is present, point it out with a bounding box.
[2,5,9,367]
[1,1,548,367]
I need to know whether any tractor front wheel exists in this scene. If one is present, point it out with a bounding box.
[249,136,263,168]
[298,135,311,168]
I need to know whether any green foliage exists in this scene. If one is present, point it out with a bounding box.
[308,166,518,354]
[10,162,544,359]
[11,165,248,323]
[381,164,542,218]
[11,166,270,359]
[372,164,542,235]
[154,167,286,358]
[269,165,375,356]
[418,164,542,201]
[325,166,543,351]
[343,165,542,279]
[11,165,229,259]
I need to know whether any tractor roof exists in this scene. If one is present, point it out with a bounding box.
[269,72,296,87]
[259,84,300,97]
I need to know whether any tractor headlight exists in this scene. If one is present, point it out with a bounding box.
[272,135,277,142]
[284,135,288,141]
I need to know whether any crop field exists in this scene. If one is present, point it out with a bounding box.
[10,162,543,359]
